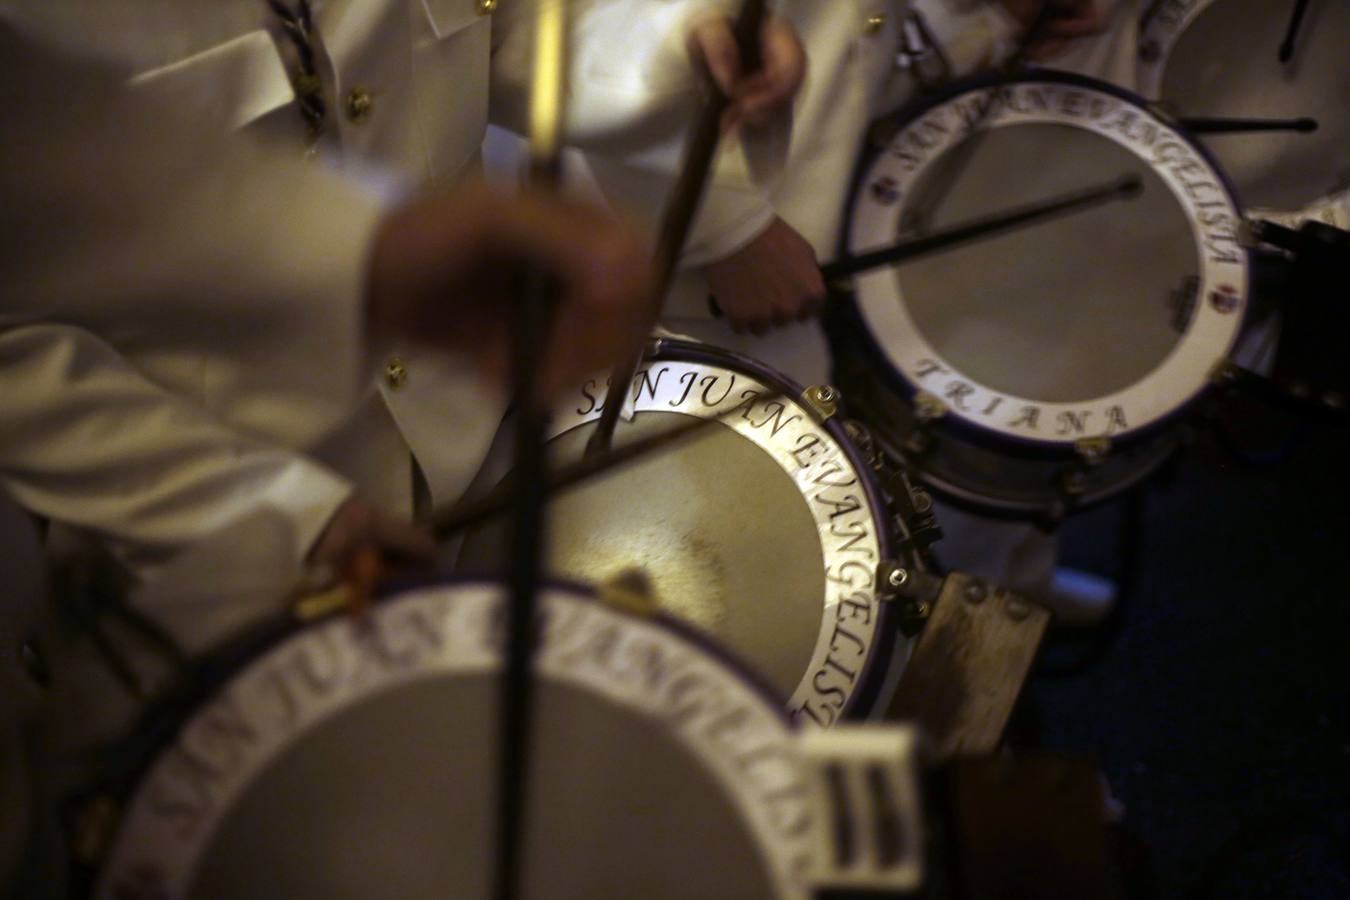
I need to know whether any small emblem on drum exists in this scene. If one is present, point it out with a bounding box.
[1209,284,1240,314]
[870,176,902,206]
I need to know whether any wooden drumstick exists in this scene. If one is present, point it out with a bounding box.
[821,174,1143,281]
[585,0,769,458]
[1279,0,1312,63]
[1181,116,1318,135]
[494,2,568,898]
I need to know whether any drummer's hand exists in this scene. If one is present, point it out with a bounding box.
[688,15,806,131]
[308,496,435,573]
[997,0,1105,58]
[366,180,653,402]
[704,217,825,335]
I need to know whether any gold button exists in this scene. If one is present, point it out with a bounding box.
[385,358,408,390]
[344,86,374,124]
[475,0,497,14]
[864,13,886,34]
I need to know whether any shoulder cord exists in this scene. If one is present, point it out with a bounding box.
[265,0,327,142]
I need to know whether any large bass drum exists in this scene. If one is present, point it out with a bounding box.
[1138,0,1350,227]
[831,71,1250,521]
[458,339,938,728]
[78,580,924,898]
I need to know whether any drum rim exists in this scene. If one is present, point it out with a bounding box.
[1137,0,1224,100]
[836,68,1251,457]
[645,337,902,720]
[72,575,798,894]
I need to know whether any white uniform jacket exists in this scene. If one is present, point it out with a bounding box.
[574,0,1022,328]
[0,0,752,584]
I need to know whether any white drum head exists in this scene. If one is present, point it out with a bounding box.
[897,122,1195,403]
[97,583,814,899]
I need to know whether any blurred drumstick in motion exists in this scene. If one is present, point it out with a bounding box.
[434,389,784,540]
[821,173,1142,280]
[586,0,769,457]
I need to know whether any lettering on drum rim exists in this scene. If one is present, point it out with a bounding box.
[1137,0,1216,97]
[851,78,1248,447]
[560,358,889,727]
[100,587,817,900]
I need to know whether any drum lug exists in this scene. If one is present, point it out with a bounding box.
[802,384,841,420]
[904,392,946,457]
[877,561,942,635]
[1046,437,1111,525]
[1073,436,1111,465]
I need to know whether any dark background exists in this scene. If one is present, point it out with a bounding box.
[1031,415,1350,898]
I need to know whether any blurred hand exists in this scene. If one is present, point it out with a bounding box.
[688,15,806,131]
[704,217,825,335]
[365,180,654,403]
[308,495,434,572]
[996,0,1105,59]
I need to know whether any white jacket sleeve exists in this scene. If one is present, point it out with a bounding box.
[0,324,354,574]
[913,0,1022,76]
[0,24,385,574]
[490,0,782,269]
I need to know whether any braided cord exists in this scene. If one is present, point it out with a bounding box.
[266,0,326,142]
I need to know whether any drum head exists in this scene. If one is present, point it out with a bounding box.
[97,583,813,899]
[461,414,824,702]
[1145,0,1350,213]
[898,122,1195,403]
[847,74,1248,448]
[190,678,772,898]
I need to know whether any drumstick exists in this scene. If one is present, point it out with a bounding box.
[585,0,769,458]
[1279,0,1312,63]
[494,2,568,898]
[1181,116,1318,135]
[822,174,1142,280]
[433,390,784,540]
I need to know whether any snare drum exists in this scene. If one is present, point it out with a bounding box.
[832,71,1249,520]
[1138,0,1350,226]
[80,580,925,898]
[458,339,938,728]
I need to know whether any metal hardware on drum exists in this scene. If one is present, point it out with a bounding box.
[586,0,768,457]
[819,173,1142,281]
